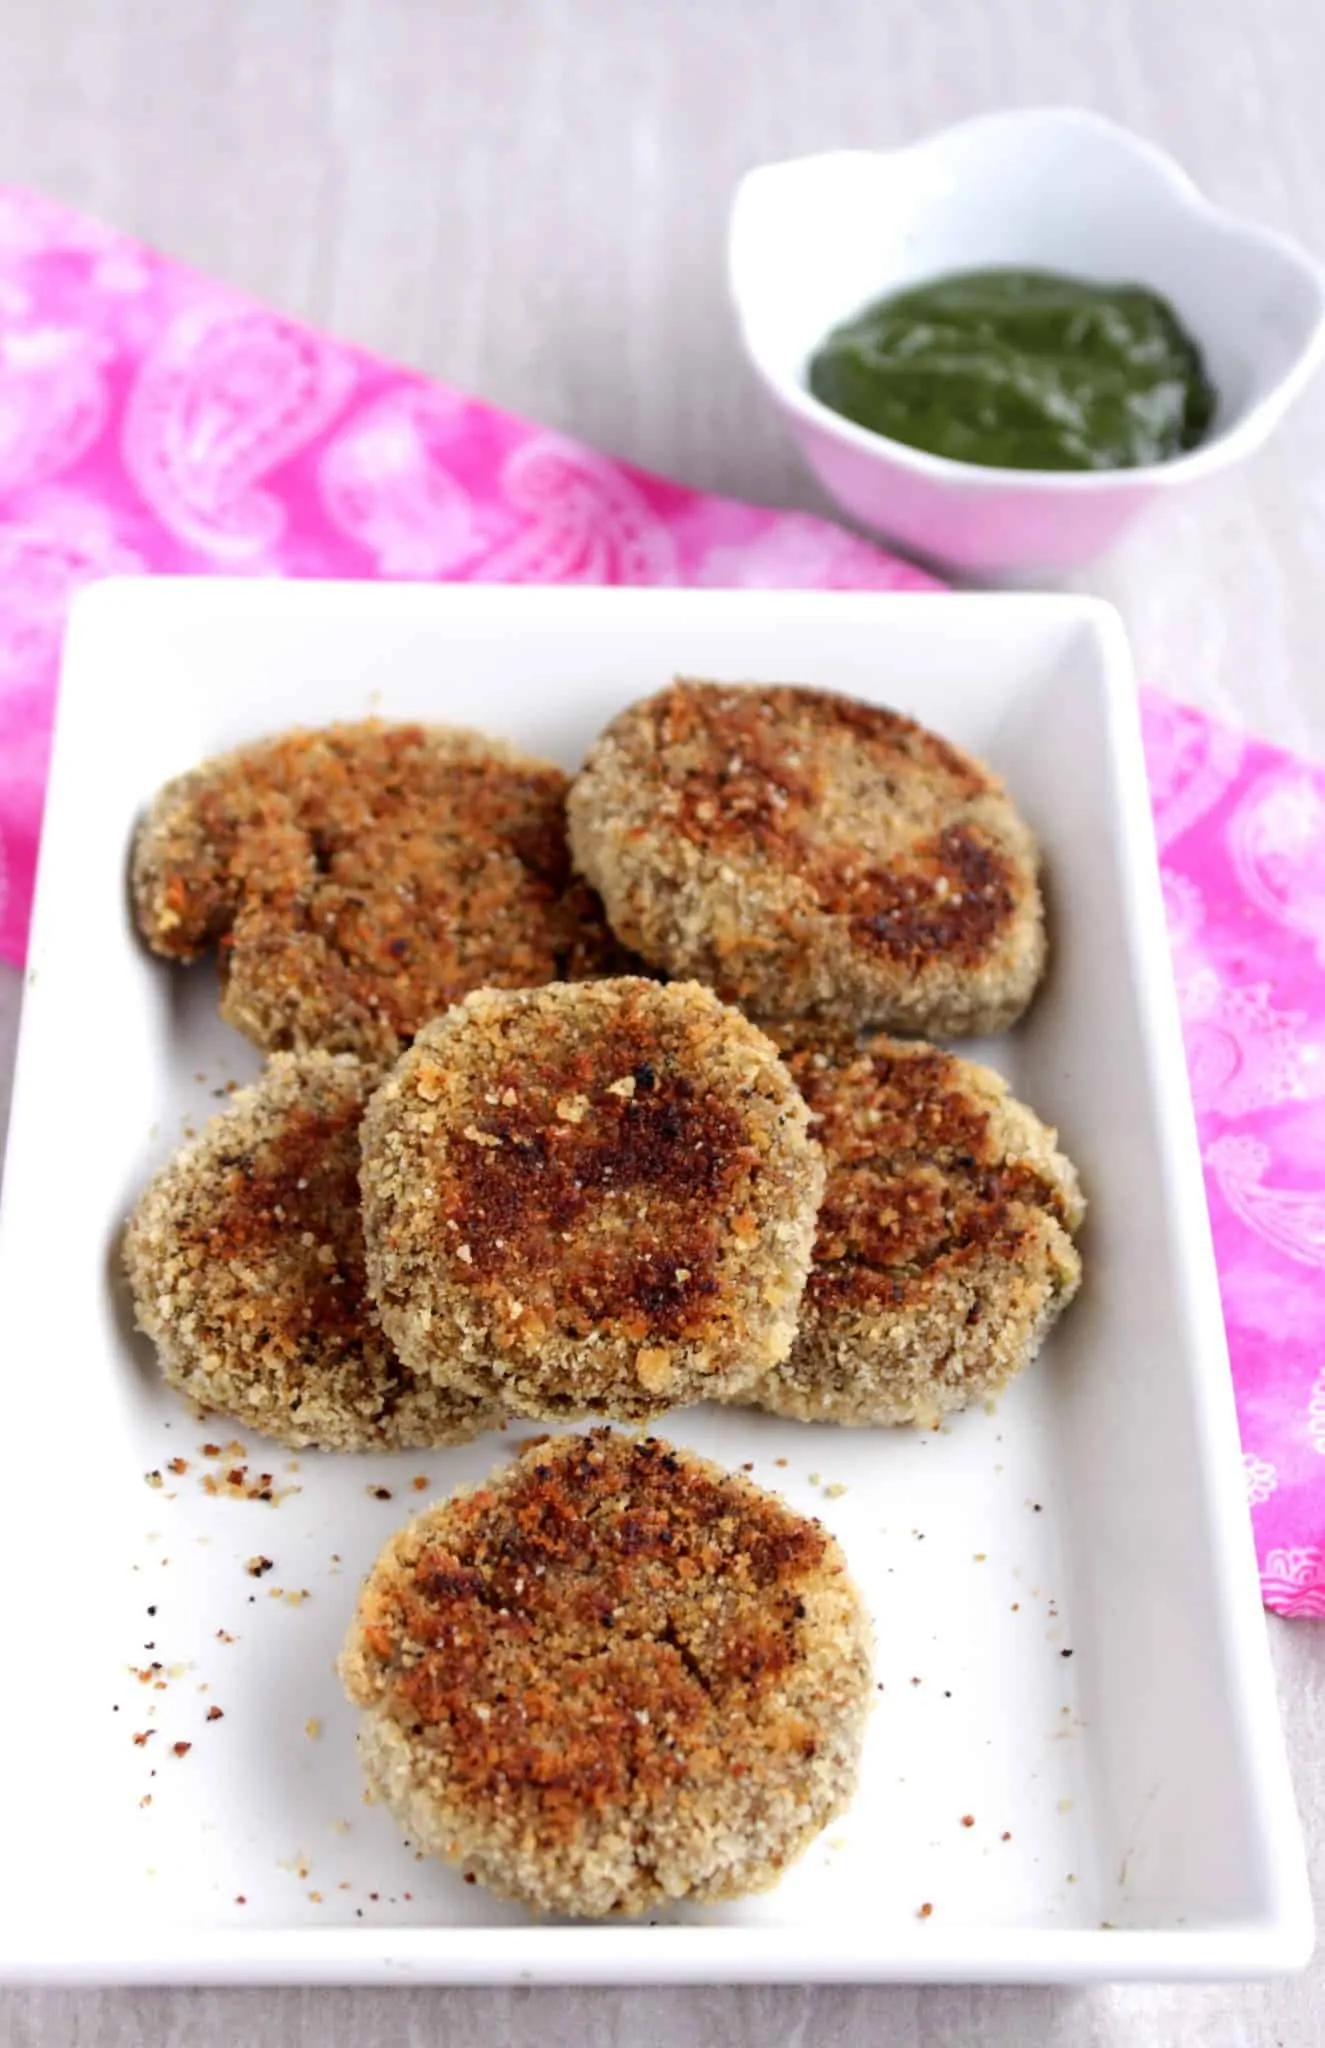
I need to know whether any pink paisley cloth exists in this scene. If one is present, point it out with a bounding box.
[0,188,1322,1618]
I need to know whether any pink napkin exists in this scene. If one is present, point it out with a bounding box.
[1,188,1322,1617]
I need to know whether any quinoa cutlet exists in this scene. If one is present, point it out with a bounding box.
[739,1027,1084,1427]
[568,679,1046,1036]
[339,1429,871,1917]
[132,719,637,1062]
[359,978,824,1421]
[123,1053,499,1452]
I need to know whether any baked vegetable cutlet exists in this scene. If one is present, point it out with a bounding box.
[123,1052,500,1451]
[133,719,637,1061]
[340,1429,872,1916]
[568,678,1045,1036]
[738,1026,1084,1426]
[359,978,824,1420]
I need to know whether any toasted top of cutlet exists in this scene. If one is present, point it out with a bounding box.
[129,1053,378,1362]
[342,1430,846,1830]
[592,681,1033,973]
[768,1025,1084,1319]
[123,1053,498,1448]
[365,979,817,1363]
[131,720,620,1047]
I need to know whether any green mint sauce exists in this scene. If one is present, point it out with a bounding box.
[807,267,1216,471]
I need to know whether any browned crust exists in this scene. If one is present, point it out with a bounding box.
[339,1430,871,1916]
[122,1053,499,1451]
[132,720,641,1061]
[741,1026,1084,1426]
[567,680,1047,1035]
[359,978,824,1419]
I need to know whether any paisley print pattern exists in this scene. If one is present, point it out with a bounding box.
[0,188,1324,1615]
[0,323,109,500]
[320,388,489,577]
[1181,971,1320,1119]
[1144,692,1247,852]
[473,436,680,585]
[1227,770,1325,959]
[1261,1548,1325,1619]
[697,511,941,590]
[123,305,357,558]
[1310,1370,1325,1458]
[1206,1136,1325,1267]
[0,490,142,685]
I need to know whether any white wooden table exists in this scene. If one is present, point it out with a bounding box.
[2,1,1323,2040]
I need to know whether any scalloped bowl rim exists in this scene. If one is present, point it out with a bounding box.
[730,109,1325,494]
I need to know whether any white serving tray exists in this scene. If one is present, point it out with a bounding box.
[0,581,1308,1986]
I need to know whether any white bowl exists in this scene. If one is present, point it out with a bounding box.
[729,109,1325,577]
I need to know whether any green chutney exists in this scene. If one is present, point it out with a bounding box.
[807,267,1216,472]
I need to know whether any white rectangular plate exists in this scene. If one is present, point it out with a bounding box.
[0,581,1309,1986]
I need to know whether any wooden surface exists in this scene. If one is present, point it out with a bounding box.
[2,0,1324,2040]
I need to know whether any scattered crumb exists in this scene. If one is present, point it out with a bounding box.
[808,1472,822,1487]
[774,1458,788,1468]
[215,1629,237,1644]
[823,1482,848,1500]
[206,1706,224,1722]
[202,1464,298,1505]
[1057,1798,1074,1814]
[1001,1831,1012,1842]
[960,1814,975,1828]
[172,1741,192,1759]
[167,1457,189,1476]
[305,1717,322,1740]
[235,1896,247,1906]
[331,1819,352,1836]
[144,1471,163,1490]
[369,1487,393,1501]
[1060,1648,1074,1659]
[973,1552,987,1562]
[132,1731,155,1747]
[139,1794,152,1808]
[917,1902,934,1920]
[309,1891,324,1904]
[411,1476,430,1492]
[270,1587,312,1607]
[246,1556,274,1578]
[741,1462,754,1472]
